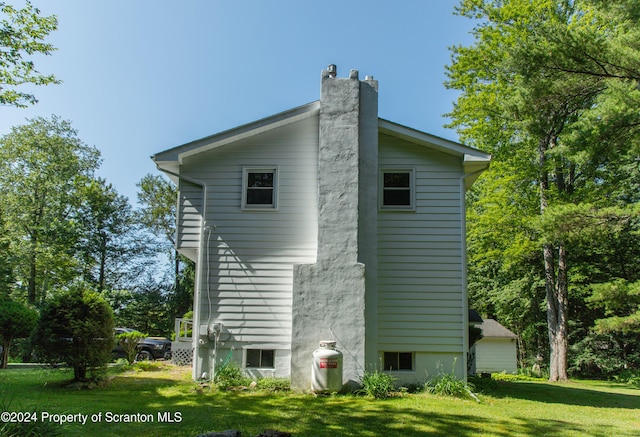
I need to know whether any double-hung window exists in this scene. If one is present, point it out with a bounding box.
[380,169,415,210]
[242,167,278,210]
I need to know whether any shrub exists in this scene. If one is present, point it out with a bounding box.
[257,377,290,392]
[492,372,544,382]
[424,360,479,402]
[214,361,251,390]
[0,298,38,368]
[359,369,397,399]
[32,288,114,382]
[116,331,147,365]
[614,369,640,387]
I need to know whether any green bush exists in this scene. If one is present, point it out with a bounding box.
[257,377,290,392]
[424,360,479,402]
[116,331,147,365]
[614,369,640,387]
[359,369,397,399]
[32,288,114,382]
[0,298,38,368]
[492,372,544,382]
[214,361,251,390]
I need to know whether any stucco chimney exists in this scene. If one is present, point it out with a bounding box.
[291,66,378,391]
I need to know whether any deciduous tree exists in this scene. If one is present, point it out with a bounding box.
[0,116,100,305]
[0,1,59,107]
[448,0,640,380]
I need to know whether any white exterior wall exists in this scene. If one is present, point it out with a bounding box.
[179,116,319,379]
[176,180,203,262]
[377,133,465,382]
[474,338,518,374]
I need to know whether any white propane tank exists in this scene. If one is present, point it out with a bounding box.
[311,340,343,393]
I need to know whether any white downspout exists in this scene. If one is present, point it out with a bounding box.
[155,165,209,381]
[459,166,487,381]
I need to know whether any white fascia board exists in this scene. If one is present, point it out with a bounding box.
[378,118,491,162]
[151,101,320,165]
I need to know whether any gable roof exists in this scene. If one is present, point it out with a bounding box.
[479,319,518,339]
[152,100,490,185]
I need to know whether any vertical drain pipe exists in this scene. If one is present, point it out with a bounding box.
[155,165,210,381]
[459,166,487,380]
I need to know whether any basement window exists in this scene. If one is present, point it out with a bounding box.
[242,167,278,210]
[383,352,413,371]
[380,169,415,210]
[246,349,275,369]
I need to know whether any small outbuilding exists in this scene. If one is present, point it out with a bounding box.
[470,319,518,375]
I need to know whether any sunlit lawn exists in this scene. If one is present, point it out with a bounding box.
[1,365,638,436]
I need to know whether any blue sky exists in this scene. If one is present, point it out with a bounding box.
[1,0,476,204]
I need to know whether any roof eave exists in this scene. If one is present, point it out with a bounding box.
[151,101,321,165]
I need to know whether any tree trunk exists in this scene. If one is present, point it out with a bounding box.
[98,233,107,293]
[74,365,87,382]
[554,242,569,381]
[543,242,561,381]
[538,135,569,382]
[1,338,10,369]
[27,236,37,305]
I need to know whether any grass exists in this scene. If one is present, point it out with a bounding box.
[0,364,638,436]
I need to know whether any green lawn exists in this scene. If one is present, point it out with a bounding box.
[1,365,638,436]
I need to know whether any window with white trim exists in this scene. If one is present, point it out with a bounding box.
[383,352,413,371]
[245,349,275,369]
[242,167,277,209]
[380,169,414,210]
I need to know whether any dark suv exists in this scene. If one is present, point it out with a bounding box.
[113,328,172,361]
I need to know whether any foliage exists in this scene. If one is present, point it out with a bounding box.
[115,330,147,365]
[0,212,13,297]
[568,333,640,377]
[103,279,173,336]
[424,360,479,402]
[0,1,60,107]
[136,173,194,321]
[0,116,101,306]
[613,369,640,387]
[588,279,640,335]
[0,298,37,368]
[77,178,156,292]
[256,377,291,392]
[449,0,640,381]
[490,373,545,383]
[32,287,114,381]
[213,361,251,390]
[358,369,398,399]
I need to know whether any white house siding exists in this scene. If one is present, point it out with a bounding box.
[179,116,319,377]
[474,338,518,374]
[377,133,465,379]
[176,180,203,262]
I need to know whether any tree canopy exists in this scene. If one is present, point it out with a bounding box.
[0,1,59,107]
[448,0,640,380]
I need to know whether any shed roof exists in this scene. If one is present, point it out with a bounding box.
[479,319,517,339]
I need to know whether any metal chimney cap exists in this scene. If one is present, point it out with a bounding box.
[327,64,337,78]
